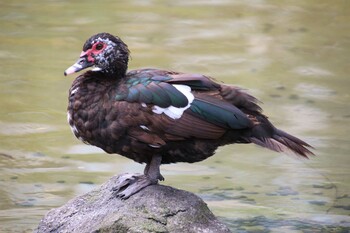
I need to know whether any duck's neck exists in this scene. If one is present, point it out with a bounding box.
[103,59,128,79]
[98,66,126,80]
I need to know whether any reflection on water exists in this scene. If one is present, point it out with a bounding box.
[1,1,350,232]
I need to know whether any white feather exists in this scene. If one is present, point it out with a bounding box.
[149,144,161,148]
[152,84,194,119]
[140,125,150,131]
[71,87,79,95]
[67,111,78,134]
[92,67,102,71]
[67,111,72,123]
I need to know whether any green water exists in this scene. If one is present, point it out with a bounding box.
[1,1,349,232]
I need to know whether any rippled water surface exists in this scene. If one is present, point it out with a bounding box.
[1,1,350,232]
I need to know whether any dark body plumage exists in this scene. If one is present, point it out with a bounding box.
[65,33,313,198]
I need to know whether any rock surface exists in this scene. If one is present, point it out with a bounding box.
[36,174,231,233]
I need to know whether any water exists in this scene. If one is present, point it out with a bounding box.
[1,1,350,232]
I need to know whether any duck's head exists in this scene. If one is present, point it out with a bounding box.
[64,32,129,77]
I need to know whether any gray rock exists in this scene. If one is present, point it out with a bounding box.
[36,174,231,233]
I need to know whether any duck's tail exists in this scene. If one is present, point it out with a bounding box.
[247,116,314,158]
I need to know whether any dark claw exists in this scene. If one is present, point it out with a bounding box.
[159,174,165,181]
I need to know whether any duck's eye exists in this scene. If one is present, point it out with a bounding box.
[95,43,104,50]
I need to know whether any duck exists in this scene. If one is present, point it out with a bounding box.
[64,32,314,199]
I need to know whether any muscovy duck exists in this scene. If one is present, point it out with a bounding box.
[64,32,313,198]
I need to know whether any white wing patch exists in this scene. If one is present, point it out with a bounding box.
[152,84,194,119]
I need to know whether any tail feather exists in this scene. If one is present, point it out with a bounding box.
[250,129,314,158]
[273,129,314,157]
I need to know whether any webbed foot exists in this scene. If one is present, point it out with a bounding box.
[113,154,164,199]
[112,173,158,199]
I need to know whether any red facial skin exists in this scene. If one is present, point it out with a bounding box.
[80,42,107,62]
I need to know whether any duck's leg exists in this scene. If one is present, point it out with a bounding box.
[112,154,163,199]
[144,154,164,181]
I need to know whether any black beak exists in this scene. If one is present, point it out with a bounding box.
[64,56,93,76]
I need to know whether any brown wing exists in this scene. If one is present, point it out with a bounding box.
[127,107,226,147]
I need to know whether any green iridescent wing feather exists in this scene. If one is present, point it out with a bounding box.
[189,97,252,129]
[121,71,189,108]
[120,69,252,130]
